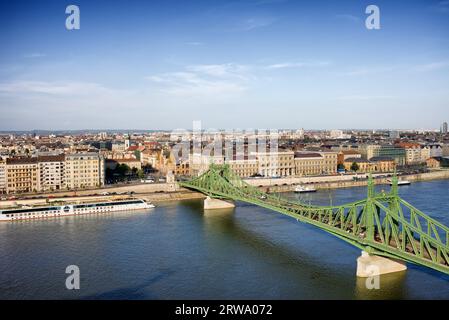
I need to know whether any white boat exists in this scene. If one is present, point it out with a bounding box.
[0,199,155,222]
[388,179,411,186]
[294,185,317,193]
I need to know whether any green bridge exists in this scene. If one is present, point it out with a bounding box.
[179,164,449,276]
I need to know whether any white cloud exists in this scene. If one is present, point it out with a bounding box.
[335,14,361,22]
[340,66,395,76]
[242,17,276,30]
[146,64,250,97]
[0,81,119,96]
[187,63,250,79]
[23,53,47,59]
[146,60,333,97]
[185,42,204,46]
[266,61,330,70]
[416,61,449,72]
[431,0,449,13]
[335,95,396,101]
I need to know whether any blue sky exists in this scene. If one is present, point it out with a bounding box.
[0,0,448,130]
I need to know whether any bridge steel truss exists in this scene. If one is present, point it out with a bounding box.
[179,164,449,276]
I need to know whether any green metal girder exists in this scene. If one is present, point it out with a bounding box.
[179,164,449,276]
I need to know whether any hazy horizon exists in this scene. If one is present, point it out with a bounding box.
[1,0,449,130]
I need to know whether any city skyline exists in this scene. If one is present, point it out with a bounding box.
[1,0,449,130]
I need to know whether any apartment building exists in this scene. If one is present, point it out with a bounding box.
[227,158,259,177]
[0,158,6,194]
[141,149,159,167]
[6,158,40,193]
[64,153,105,190]
[189,153,225,176]
[443,144,449,157]
[360,144,406,166]
[397,143,430,165]
[321,152,338,174]
[294,152,325,176]
[38,155,65,191]
[253,151,295,177]
[294,151,338,176]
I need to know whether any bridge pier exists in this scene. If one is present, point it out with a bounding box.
[356,251,407,277]
[204,196,235,210]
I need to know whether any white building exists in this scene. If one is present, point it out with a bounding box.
[38,155,65,191]
[428,144,443,158]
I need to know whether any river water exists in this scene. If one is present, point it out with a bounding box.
[0,180,448,299]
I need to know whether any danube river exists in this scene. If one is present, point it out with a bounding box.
[1,180,449,299]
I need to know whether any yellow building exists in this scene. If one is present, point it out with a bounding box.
[227,158,259,177]
[344,157,395,173]
[294,152,325,176]
[370,157,396,172]
[0,158,6,194]
[64,153,105,190]
[294,151,338,176]
[252,151,295,177]
[6,158,40,193]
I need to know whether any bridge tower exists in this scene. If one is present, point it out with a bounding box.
[356,173,407,278]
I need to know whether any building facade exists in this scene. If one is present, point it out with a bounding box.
[6,158,40,193]
[344,157,395,173]
[337,150,362,165]
[0,158,6,194]
[442,122,448,134]
[397,143,430,165]
[227,159,259,177]
[361,145,406,166]
[253,151,295,177]
[294,151,338,176]
[64,153,105,190]
[294,152,325,176]
[38,155,65,192]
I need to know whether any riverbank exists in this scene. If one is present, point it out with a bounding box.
[1,169,448,208]
[246,169,449,193]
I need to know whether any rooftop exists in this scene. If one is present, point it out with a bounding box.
[294,152,323,159]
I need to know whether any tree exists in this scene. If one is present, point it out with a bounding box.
[351,162,360,172]
[137,169,145,179]
[337,164,345,171]
[116,164,131,177]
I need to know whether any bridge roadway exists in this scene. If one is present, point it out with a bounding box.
[179,164,449,277]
